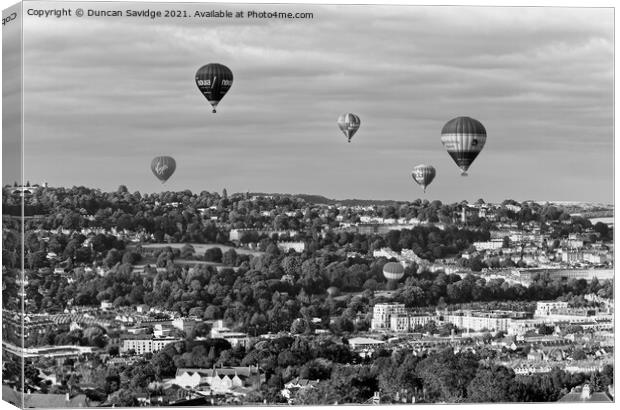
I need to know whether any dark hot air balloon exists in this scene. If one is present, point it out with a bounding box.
[412,164,436,193]
[337,113,361,143]
[440,116,486,176]
[151,156,176,183]
[195,63,233,113]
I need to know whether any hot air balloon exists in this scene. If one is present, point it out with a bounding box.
[383,262,405,281]
[337,113,361,143]
[326,286,341,297]
[195,63,233,113]
[151,156,176,183]
[440,116,486,176]
[412,164,436,193]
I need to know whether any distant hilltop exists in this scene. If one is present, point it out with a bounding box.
[536,201,613,209]
[247,192,402,207]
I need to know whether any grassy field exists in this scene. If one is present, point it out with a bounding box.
[139,243,264,257]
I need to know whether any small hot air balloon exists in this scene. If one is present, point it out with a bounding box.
[440,116,486,176]
[151,156,176,183]
[337,113,361,143]
[195,63,233,113]
[326,286,340,297]
[411,165,436,193]
[383,262,405,282]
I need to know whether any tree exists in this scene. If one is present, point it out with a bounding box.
[467,365,518,402]
[103,249,122,267]
[290,319,307,335]
[222,248,238,266]
[151,351,176,378]
[417,349,479,402]
[204,247,223,263]
[571,349,587,361]
[537,324,555,336]
[502,236,510,248]
[593,222,611,241]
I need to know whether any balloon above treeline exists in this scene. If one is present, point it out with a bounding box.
[411,164,436,193]
[337,113,361,143]
[151,156,176,183]
[382,262,405,282]
[195,63,233,113]
[440,116,487,176]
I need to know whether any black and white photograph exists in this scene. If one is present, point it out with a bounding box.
[1,0,615,407]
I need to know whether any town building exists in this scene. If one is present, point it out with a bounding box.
[390,314,434,332]
[371,303,406,330]
[348,337,386,350]
[557,384,613,402]
[173,366,262,392]
[441,310,512,333]
[210,325,251,348]
[172,317,199,335]
[277,241,306,253]
[121,336,181,355]
[473,240,504,251]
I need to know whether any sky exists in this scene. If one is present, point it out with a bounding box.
[4,1,614,203]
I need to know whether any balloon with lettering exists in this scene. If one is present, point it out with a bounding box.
[411,164,436,193]
[195,63,234,113]
[151,156,176,183]
[337,113,361,143]
[440,116,487,176]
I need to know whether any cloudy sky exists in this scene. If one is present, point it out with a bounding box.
[9,1,614,203]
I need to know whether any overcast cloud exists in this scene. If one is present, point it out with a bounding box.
[12,2,613,203]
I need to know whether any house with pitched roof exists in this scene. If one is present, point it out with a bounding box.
[2,385,92,408]
[173,366,262,393]
[557,384,613,402]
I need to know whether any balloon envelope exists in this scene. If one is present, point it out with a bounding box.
[151,156,176,183]
[195,63,233,113]
[337,113,361,142]
[383,262,405,281]
[412,164,436,192]
[326,286,340,297]
[440,116,486,176]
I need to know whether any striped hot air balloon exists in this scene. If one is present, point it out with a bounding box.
[337,113,361,143]
[440,116,487,176]
[382,262,405,281]
[195,63,233,113]
[151,156,176,183]
[412,164,436,193]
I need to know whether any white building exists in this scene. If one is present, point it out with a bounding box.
[172,317,199,334]
[442,311,512,332]
[348,337,386,350]
[277,241,305,253]
[210,327,251,348]
[373,248,400,260]
[473,240,504,251]
[390,314,434,332]
[534,301,569,317]
[173,366,261,392]
[371,303,406,330]
[583,252,607,264]
[121,337,181,354]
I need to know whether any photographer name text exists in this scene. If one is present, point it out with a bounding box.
[26,8,314,20]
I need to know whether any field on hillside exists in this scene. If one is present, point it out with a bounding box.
[138,243,264,257]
